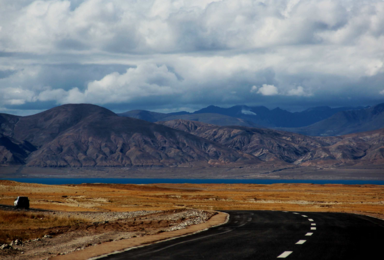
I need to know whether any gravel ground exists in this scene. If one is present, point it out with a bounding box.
[52,210,161,223]
[0,209,216,260]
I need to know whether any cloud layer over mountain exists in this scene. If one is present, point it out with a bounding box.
[0,0,383,114]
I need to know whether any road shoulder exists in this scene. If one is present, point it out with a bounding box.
[51,211,229,260]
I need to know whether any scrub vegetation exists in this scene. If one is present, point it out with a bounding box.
[0,210,86,243]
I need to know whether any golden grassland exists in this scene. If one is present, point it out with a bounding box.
[1,180,383,216]
[0,210,86,243]
[0,211,84,230]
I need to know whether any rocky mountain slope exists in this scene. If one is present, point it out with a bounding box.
[1,104,383,168]
[159,120,384,166]
[0,104,259,167]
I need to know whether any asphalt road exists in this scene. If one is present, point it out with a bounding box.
[99,210,384,260]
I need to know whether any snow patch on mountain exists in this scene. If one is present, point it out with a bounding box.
[241,109,257,116]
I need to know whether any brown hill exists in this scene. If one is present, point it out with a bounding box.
[1,104,383,169]
[0,104,259,167]
[0,134,36,165]
[0,113,20,137]
[159,119,384,166]
[12,104,116,147]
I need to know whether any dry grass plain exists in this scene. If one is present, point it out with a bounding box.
[1,180,383,217]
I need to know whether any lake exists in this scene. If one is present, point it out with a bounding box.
[1,178,384,185]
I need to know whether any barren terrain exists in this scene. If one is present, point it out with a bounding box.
[2,104,384,169]
[0,180,383,259]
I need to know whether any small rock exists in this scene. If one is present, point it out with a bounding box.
[1,244,12,250]
[44,235,52,238]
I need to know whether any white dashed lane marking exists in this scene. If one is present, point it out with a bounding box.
[277,251,293,258]
[278,213,314,258]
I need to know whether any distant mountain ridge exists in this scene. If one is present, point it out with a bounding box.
[0,104,259,167]
[1,104,383,169]
[119,104,366,130]
[283,103,384,136]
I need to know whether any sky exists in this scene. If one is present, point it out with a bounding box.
[0,0,384,115]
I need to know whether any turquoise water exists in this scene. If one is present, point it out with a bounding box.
[1,178,384,185]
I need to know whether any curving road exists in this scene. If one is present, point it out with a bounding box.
[98,210,384,260]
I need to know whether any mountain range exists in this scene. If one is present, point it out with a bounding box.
[0,104,258,167]
[281,103,384,136]
[159,120,384,167]
[119,103,384,136]
[1,104,383,168]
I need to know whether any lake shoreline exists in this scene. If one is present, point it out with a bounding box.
[1,165,384,181]
[2,177,384,185]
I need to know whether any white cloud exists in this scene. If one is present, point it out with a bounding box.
[0,87,36,105]
[0,0,381,54]
[37,88,67,102]
[287,86,312,97]
[250,85,258,93]
[252,84,279,96]
[380,90,384,95]
[44,64,182,104]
